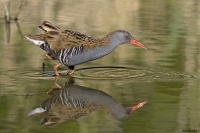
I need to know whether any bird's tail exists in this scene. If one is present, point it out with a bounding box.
[25,34,45,46]
[25,21,60,47]
[39,21,60,32]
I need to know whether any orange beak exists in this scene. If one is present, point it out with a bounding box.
[130,39,148,50]
[131,101,148,111]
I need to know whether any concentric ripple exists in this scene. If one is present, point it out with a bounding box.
[74,66,199,80]
[13,66,199,80]
[73,66,146,79]
[73,66,199,80]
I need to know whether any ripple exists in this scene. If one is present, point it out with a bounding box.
[73,66,147,79]
[73,66,199,80]
[10,66,199,80]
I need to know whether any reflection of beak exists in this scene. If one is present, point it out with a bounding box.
[130,39,148,50]
[131,101,148,111]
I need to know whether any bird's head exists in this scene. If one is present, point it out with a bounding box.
[113,30,148,50]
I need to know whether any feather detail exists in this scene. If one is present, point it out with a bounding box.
[25,34,45,46]
[31,21,112,52]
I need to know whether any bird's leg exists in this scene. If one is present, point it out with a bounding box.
[46,54,53,60]
[54,76,61,89]
[46,53,56,60]
[47,76,61,94]
[69,69,75,75]
[66,66,75,75]
[54,63,61,76]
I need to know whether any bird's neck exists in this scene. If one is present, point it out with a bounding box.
[83,31,124,49]
[100,31,125,47]
[92,33,123,56]
[109,104,130,119]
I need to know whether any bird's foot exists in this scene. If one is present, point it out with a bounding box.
[66,66,75,75]
[66,69,74,75]
[46,88,60,95]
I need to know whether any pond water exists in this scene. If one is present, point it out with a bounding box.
[0,0,200,133]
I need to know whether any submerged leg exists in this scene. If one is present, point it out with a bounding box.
[47,76,61,94]
[66,66,75,75]
[54,63,61,76]
[54,76,61,89]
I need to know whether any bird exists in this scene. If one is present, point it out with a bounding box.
[28,84,148,127]
[25,21,148,76]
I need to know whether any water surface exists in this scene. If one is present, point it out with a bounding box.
[0,0,200,133]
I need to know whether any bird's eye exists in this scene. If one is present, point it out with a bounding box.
[126,110,131,115]
[125,35,129,39]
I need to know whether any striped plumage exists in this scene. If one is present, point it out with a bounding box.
[28,84,147,127]
[25,21,148,75]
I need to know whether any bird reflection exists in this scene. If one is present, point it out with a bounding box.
[28,76,147,127]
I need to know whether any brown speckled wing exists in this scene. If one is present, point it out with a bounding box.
[44,102,111,125]
[45,29,112,52]
[28,21,113,52]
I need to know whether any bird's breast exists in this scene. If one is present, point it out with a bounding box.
[61,45,116,66]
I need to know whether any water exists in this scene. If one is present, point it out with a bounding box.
[0,0,200,133]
